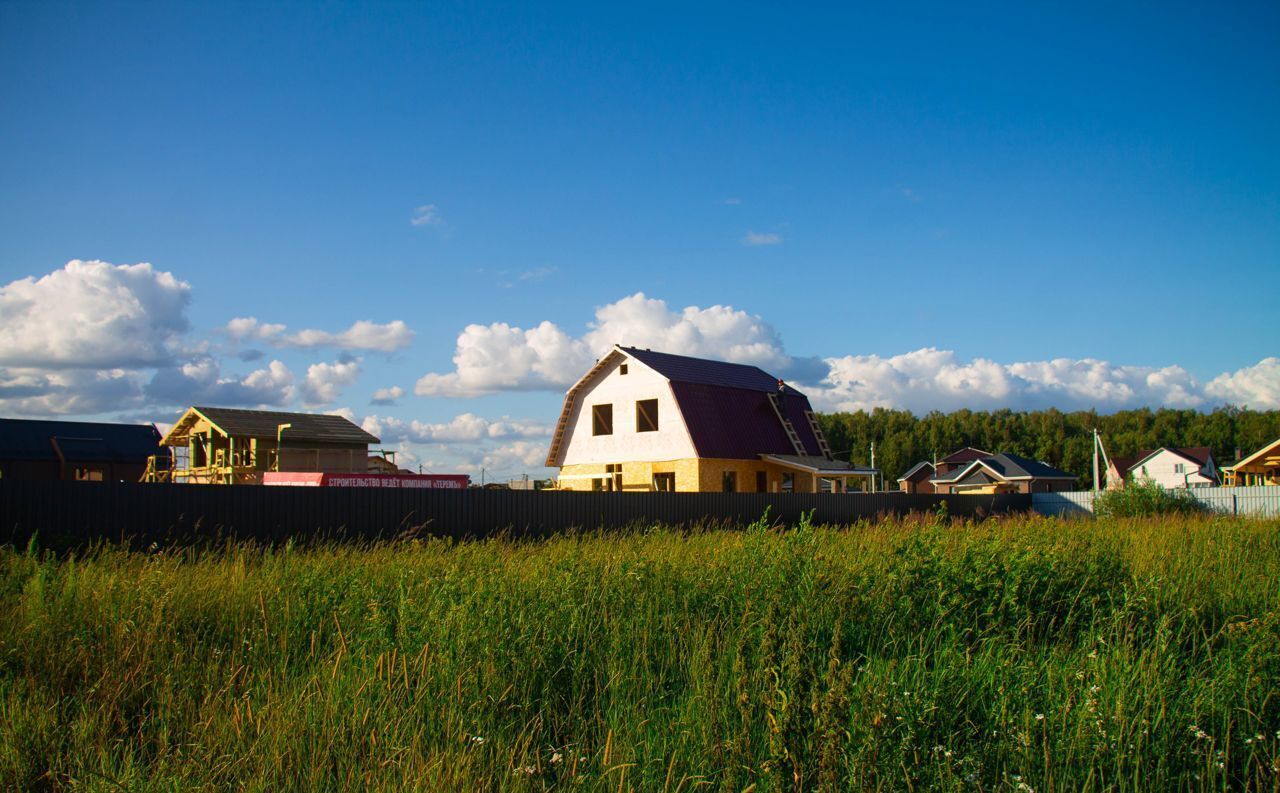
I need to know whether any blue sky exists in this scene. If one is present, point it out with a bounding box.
[1,1,1277,477]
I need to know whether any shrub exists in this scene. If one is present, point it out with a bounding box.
[1094,476,1205,517]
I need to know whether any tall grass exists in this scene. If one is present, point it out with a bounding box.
[1,513,1278,791]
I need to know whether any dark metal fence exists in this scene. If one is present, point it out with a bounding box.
[0,481,1032,551]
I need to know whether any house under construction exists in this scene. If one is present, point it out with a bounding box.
[146,406,383,484]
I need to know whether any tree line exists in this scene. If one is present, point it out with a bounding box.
[816,407,1280,487]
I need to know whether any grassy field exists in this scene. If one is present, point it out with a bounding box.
[1,513,1278,791]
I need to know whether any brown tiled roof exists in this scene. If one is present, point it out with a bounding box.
[940,447,991,465]
[188,407,379,445]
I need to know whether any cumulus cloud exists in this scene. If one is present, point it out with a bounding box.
[0,367,144,416]
[146,357,296,408]
[479,441,549,473]
[0,259,191,369]
[1206,357,1280,410]
[742,231,783,246]
[809,349,1280,414]
[301,359,362,407]
[359,412,552,444]
[225,317,414,353]
[414,292,821,397]
[370,385,405,405]
[410,203,443,227]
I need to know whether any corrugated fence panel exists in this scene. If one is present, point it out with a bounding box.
[1032,486,1280,517]
[0,481,1034,551]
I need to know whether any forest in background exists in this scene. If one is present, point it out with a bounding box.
[817,407,1280,487]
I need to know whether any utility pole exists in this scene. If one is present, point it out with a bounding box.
[870,441,877,492]
[1093,428,1100,492]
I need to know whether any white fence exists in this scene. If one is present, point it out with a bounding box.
[1032,486,1280,518]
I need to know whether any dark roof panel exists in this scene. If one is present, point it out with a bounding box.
[989,453,1075,479]
[621,347,799,394]
[667,383,822,459]
[0,418,164,463]
[193,407,379,445]
[940,447,991,465]
[898,460,935,481]
[761,454,877,474]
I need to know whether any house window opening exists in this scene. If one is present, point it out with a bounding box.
[619,364,628,375]
[636,399,659,432]
[606,463,622,491]
[782,473,794,492]
[592,404,613,436]
[75,466,104,482]
[653,472,675,492]
[722,471,737,493]
[756,471,767,492]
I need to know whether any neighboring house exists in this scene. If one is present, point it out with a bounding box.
[935,447,992,478]
[896,448,990,493]
[1107,446,1218,489]
[896,460,935,494]
[0,418,166,482]
[930,452,1075,494]
[154,406,380,484]
[1223,437,1280,487]
[546,346,877,492]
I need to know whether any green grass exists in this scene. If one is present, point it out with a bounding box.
[2,513,1278,791]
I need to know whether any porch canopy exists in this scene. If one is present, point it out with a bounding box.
[760,454,879,493]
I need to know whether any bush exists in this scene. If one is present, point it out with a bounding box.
[1094,476,1205,517]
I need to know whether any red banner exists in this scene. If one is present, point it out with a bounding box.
[263,472,470,489]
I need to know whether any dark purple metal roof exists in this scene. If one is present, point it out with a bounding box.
[668,382,823,459]
[622,347,801,394]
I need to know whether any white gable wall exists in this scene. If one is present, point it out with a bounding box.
[558,353,697,465]
[1131,448,1215,488]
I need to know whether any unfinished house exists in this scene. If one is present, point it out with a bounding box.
[1223,437,1280,487]
[151,406,381,484]
[547,346,877,493]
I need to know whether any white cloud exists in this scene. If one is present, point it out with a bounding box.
[0,367,143,416]
[225,317,414,353]
[146,357,296,408]
[414,292,817,397]
[410,203,443,227]
[1206,357,1280,410]
[301,359,362,407]
[360,412,551,444]
[809,349,1280,414]
[480,441,549,474]
[743,231,782,246]
[0,260,191,369]
[370,385,405,405]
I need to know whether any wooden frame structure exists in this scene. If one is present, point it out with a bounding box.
[146,406,382,485]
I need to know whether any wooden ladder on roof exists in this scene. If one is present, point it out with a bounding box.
[804,410,834,460]
[768,392,808,455]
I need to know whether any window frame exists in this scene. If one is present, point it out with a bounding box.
[592,404,613,436]
[636,399,659,433]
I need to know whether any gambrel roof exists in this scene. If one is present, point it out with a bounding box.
[545,346,828,466]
